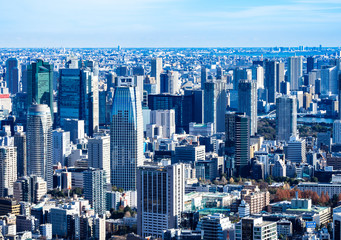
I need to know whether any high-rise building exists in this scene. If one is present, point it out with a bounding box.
[13,175,47,203]
[251,65,264,89]
[307,56,315,73]
[151,58,163,94]
[14,127,26,177]
[334,213,341,240]
[321,65,338,95]
[339,74,341,120]
[83,168,106,215]
[5,58,20,94]
[27,60,54,120]
[287,56,303,91]
[147,109,175,139]
[238,80,257,136]
[52,129,71,166]
[0,147,17,197]
[234,68,252,90]
[225,112,250,178]
[276,62,285,92]
[264,60,277,103]
[333,120,341,144]
[110,86,143,190]
[276,96,297,142]
[160,70,179,94]
[148,91,203,132]
[63,119,84,144]
[175,145,206,163]
[285,136,306,164]
[27,104,53,189]
[137,164,185,238]
[88,135,110,184]
[58,63,99,136]
[204,81,227,133]
[201,66,209,89]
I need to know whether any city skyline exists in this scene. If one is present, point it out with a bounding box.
[1,0,341,48]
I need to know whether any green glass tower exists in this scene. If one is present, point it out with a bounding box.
[27,59,54,120]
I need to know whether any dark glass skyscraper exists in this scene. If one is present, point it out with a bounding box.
[238,80,257,136]
[27,59,54,120]
[307,56,315,73]
[5,58,20,94]
[58,63,99,136]
[264,60,277,103]
[225,112,250,178]
[148,93,199,133]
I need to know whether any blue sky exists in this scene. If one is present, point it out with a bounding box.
[0,0,340,47]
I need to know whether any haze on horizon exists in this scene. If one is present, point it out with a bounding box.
[1,0,341,48]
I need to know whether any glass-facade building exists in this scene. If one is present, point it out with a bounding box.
[225,112,250,178]
[110,86,143,191]
[27,60,54,121]
[58,65,99,136]
[27,104,53,189]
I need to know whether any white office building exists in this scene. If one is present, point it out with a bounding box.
[88,135,110,184]
[137,164,185,239]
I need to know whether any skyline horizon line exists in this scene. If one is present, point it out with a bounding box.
[0,45,340,49]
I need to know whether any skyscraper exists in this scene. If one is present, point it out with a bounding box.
[27,60,54,120]
[151,58,163,94]
[251,65,264,89]
[225,112,250,178]
[5,58,20,94]
[110,86,143,190]
[83,168,106,215]
[160,70,179,94]
[238,80,257,136]
[201,65,209,89]
[287,56,303,91]
[321,65,338,95]
[276,62,285,92]
[276,96,297,142]
[14,126,26,177]
[339,74,341,120]
[27,104,53,189]
[234,68,252,90]
[58,62,99,136]
[88,135,110,184]
[52,129,71,166]
[0,146,17,197]
[264,60,277,103]
[137,164,185,238]
[307,56,315,73]
[204,81,227,133]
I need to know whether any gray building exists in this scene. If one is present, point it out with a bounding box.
[83,168,106,215]
[204,81,227,133]
[238,80,257,136]
[151,58,163,94]
[276,95,297,142]
[14,127,26,177]
[287,56,303,91]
